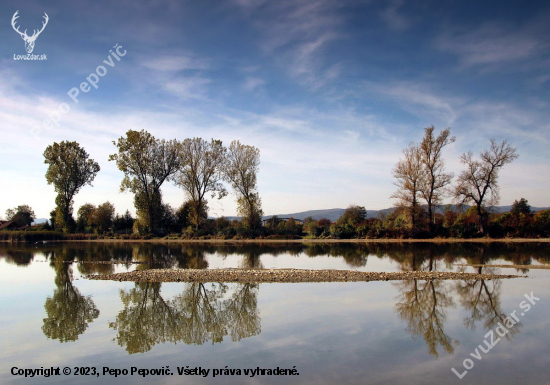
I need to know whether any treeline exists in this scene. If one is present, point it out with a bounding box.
[2,127,549,239]
[37,130,263,237]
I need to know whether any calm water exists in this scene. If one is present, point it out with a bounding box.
[1,242,549,384]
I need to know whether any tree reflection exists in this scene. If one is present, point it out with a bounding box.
[226,284,261,341]
[110,282,260,354]
[395,279,457,357]
[455,265,521,338]
[394,249,457,357]
[42,256,100,342]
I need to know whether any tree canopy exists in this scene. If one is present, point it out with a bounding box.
[175,138,227,230]
[109,130,182,234]
[44,141,100,232]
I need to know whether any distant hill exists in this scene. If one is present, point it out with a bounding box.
[238,204,549,222]
[32,218,48,224]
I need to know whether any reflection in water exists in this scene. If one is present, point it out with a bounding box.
[395,279,457,357]
[456,267,521,338]
[42,255,100,342]
[393,248,457,357]
[0,242,542,354]
[110,282,260,354]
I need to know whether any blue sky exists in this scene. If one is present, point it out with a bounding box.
[1,0,549,219]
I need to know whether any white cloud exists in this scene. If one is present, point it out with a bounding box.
[242,76,265,92]
[163,77,211,100]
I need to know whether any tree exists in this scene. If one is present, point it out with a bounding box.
[391,143,424,227]
[76,203,96,232]
[90,202,115,233]
[223,140,263,233]
[511,198,531,215]
[113,210,135,234]
[174,138,227,230]
[454,139,518,234]
[5,205,36,227]
[338,205,367,227]
[44,141,100,232]
[109,130,182,234]
[419,126,455,229]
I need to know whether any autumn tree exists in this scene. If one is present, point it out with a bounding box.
[454,139,518,234]
[419,126,455,229]
[5,205,36,227]
[109,130,182,234]
[223,140,263,233]
[391,143,424,227]
[44,141,100,232]
[174,138,227,230]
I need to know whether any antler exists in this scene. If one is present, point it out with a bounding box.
[11,11,49,40]
[11,11,27,38]
[30,13,49,39]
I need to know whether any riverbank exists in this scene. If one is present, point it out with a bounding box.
[59,237,550,244]
[86,268,523,283]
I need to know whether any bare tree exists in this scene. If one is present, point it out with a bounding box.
[419,126,455,229]
[174,138,227,230]
[391,143,424,227]
[223,140,263,232]
[454,139,518,234]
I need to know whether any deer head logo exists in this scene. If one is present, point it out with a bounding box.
[11,11,49,54]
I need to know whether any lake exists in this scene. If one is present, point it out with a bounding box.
[1,242,549,384]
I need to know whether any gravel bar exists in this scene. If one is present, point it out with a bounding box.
[65,260,150,264]
[86,268,522,283]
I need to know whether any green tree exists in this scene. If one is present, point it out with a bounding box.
[338,205,367,227]
[90,202,115,234]
[454,140,518,234]
[113,210,135,234]
[511,198,531,215]
[223,140,263,233]
[419,126,455,229]
[76,203,95,232]
[174,138,227,230]
[109,130,182,234]
[5,204,36,227]
[44,141,100,232]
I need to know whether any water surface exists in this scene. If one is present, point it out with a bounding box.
[1,242,549,384]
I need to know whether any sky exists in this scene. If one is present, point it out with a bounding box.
[1,0,549,220]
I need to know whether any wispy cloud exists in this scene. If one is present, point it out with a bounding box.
[163,77,211,100]
[233,0,345,88]
[242,76,265,92]
[379,0,411,31]
[141,54,209,71]
[435,19,550,69]
[365,81,460,126]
